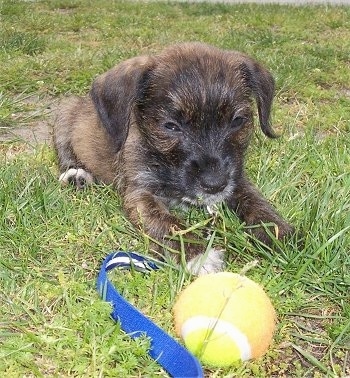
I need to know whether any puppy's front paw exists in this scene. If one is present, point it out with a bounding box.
[186,248,225,276]
[59,168,94,189]
[251,221,295,246]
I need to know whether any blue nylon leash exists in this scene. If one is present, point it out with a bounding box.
[97,251,204,378]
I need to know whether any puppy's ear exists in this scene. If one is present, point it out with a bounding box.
[90,56,154,151]
[239,57,277,138]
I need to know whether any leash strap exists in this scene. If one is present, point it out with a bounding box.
[97,251,204,378]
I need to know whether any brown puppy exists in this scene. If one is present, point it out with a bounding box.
[54,42,294,274]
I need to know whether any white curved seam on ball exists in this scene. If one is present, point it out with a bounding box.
[181,315,252,361]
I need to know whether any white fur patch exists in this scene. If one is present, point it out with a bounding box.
[59,168,94,187]
[186,248,225,276]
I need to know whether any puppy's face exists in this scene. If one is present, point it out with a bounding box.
[134,46,260,206]
[90,43,276,207]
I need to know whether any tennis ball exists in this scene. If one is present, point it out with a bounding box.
[173,272,276,367]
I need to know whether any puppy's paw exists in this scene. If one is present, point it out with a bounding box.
[186,248,225,276]
[251,221,296,247]
[59,168,94,189]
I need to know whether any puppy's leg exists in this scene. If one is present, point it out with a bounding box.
[124,189,225,275]
[54,136,95,190]
[228,176,294,245]
[54,97,96,189]
[55,136,94,190]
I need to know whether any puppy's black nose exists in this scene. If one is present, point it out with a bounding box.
[189,156,229,194]
[200,174,228,194]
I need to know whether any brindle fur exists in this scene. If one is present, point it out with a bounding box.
[54,42,294,271]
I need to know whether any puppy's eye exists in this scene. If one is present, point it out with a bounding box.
[231,116,245,130]
[163,122,182,132]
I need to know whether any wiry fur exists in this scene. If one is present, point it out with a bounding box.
[54,42,294,274]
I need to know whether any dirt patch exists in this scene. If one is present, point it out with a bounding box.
[0,95,57,146]
[0,121,52,144]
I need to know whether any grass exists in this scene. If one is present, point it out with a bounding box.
[0,0,349,376]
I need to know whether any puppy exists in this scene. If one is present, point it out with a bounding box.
[54,42,294,274]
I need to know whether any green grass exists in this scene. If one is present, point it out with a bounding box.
[1,0,349,377]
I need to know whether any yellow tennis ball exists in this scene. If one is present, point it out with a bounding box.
[173,272,276,367]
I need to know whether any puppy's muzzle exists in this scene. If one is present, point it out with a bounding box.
[189,156,229,194]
